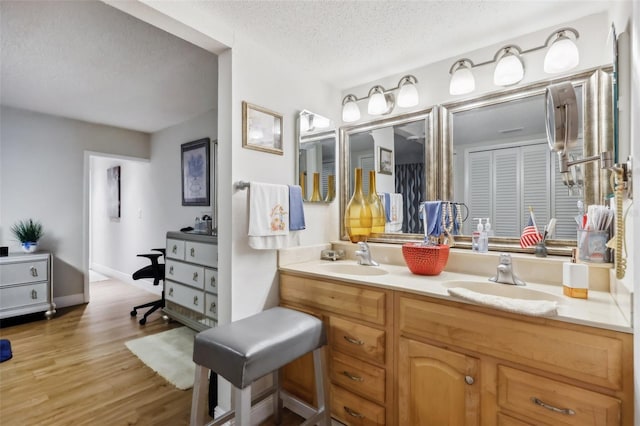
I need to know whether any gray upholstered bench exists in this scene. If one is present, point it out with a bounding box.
[190,307,330,426]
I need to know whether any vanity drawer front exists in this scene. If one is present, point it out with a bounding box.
[166,282,205,314]
[331,351,385,404]
[330,316,385,365]
[185,241,217,268]
[1,260,48,286]
[205,268,218,293]
[166,239,185,260]
[165,260,204,289]
[398,296,623,390]
[497,413,537,426]
[280,274,386,325]
[205,293,218,320]
[0,282,49,309]
[498,366,620,426]
[331,384,385,426]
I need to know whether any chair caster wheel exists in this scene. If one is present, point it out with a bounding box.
[139,318,147,325]
[130,310,137,317]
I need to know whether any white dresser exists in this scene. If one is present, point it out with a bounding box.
[0,252,56,320]
[164,232,218,331]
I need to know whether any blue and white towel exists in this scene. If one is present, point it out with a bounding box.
[420,201,443,237]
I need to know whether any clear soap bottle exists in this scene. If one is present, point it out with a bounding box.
[478,219,489,253]
[471,218,482,252]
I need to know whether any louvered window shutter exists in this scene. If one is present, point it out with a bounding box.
[466,151,492,235]
[551,150,582,239]
[494,147,521,236]
[521,144,550,233]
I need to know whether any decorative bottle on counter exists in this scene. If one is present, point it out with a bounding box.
[310,172,322,202]
[368,170,386,234]
[324,175,335,202]
[344,168,372,243]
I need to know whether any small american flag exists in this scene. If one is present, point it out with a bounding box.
[520,212,542,248]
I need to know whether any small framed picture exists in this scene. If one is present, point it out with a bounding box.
[242,101,283,155]
[378,147,393,175]
[181,138,210,206]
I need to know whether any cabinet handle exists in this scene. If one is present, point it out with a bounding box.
[169,266,174,275]
[192,272,199,281]
[31,289,38,299]
[465,375,474,385]
[209,302,217,313]
[190,247,195,257]
[172,245,177,254]
[210,276,216,287]
[531,397,576,416]
[193,296,199,306]
[343,335,364,346]
[168,287,174,296]
[30,266,38,277]
[343,406,365,418]
[341,371,364,382]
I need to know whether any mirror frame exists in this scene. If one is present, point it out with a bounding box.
[339,107,438,242]
[295,110,337,203]
[440,67,613,255]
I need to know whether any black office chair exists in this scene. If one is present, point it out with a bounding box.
[130,248,165,325]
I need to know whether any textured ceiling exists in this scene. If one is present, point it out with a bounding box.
[0,1,612,133]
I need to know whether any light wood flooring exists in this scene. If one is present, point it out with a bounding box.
[0,279,303,425]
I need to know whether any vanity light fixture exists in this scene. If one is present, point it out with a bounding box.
[341,75,419,122]
[448,27,580,96]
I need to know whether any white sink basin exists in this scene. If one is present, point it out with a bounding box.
[320,263,389,276]
[442,280,562,302]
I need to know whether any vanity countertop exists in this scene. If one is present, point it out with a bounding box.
[279,259,632,334]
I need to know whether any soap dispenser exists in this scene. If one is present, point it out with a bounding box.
[472,218,483,252]
[479,219,489,253]
[485,217,494,237]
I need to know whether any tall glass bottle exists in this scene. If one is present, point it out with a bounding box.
[299,172,307,200]
[344,168,372,243]
[310,172,322,202]
[324,175,335,202]
[368,170,386,234]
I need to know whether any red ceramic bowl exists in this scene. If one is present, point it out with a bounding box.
[402,243,450,276]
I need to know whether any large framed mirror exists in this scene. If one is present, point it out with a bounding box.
[440,67,613,254]
[296,110,337,203]
[339,108,437,241]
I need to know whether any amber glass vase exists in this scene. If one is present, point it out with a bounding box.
[299,172,307,200]
[368,170,386,234]
[310,172,322,202]
[344,168,372,242]
[324,175,335,202]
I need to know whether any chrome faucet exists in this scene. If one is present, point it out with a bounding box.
[489,253,525,285]
[355,242,379,266]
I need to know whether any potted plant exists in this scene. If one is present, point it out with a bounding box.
[10,219,44,253]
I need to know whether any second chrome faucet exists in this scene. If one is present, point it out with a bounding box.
[355,242,379,266]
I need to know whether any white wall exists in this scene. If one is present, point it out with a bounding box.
[0,106,149,304]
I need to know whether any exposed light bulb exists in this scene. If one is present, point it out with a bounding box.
[544,35,579,73]
[493,52,524,86]
[397,79,419,107]
[449,63,475,95]
[341,96,360,122]
[367,87,387,115]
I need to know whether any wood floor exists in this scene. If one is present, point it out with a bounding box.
[0,279,303,425]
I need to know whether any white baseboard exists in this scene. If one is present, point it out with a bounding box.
[54,293,85,309]
[90,263,161,295]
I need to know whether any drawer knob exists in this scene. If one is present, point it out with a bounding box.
[168,287,174,296]
[209,302,217,313]
[210,276,216,287]
[531,397,575,416]
[464,375,474,385]
[343,406,365,419]
[169,266,174,275]
[193,296,199,306]
[190,247,195,257]
[30,266,38,277]
[343,335,364,346]
[341,371,364,382]
[172,245,177,254]
[31,289,38,299]
[193,272,199,281]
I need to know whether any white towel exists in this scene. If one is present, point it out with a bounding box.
[248,182,299,250]
[385,193,404,233]
[447,287,558,317]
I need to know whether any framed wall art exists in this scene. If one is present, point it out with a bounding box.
[378,147,393,175]
[107,165,121,218]
[181,138,211,206]
[242,101,283,155]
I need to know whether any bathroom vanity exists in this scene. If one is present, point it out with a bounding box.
[278,251,633,426]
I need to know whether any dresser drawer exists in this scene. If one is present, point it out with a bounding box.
[205,268,218,293]
[280,274,386,325]
[398,296,623,390]
[166,260,204,289]
[0,260,48,286]
[331,351,385,404]
[166,282,205,314]
[498,366,620,426]
[205,293,218,320]
[331,384,385,426]
[330,316,385,365]
[0,282,49,309]
[166,239,185,260]
[185,241,217,268]
[497,413,537,426]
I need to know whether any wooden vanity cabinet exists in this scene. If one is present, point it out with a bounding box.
[280,273,394,426]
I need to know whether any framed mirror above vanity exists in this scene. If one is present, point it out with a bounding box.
[339,67,614,254]
[296,110,337,203]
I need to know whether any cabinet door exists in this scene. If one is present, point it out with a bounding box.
[398,338,479,426]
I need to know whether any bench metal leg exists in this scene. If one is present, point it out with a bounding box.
[190,365,210,426]
[273,370,283,424]
[234,385,252,426]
